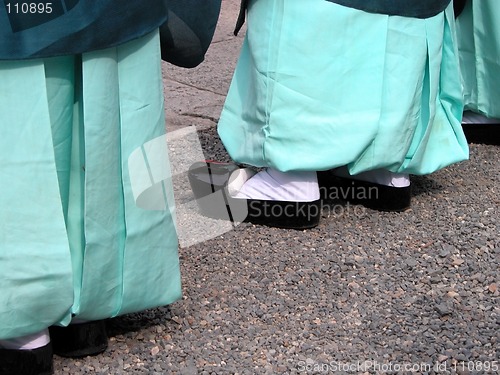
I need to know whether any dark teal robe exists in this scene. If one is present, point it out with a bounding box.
[235,0,452,35]
[0,0,167,59]
[325,0,451,18]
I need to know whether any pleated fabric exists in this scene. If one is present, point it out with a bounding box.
[218,0,469,175]
[0,31,181,340]
[0,59,74,340]
[456,0,500,118]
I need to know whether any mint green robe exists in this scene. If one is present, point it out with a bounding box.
[456,0,500,119]
[0,31,181,340]
[218,0,469,174]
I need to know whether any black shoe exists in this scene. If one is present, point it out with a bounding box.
[188,161,321,229]
[461,111,500,145]
[49,320,108,358]
[317,171,411,212]
[0,342,53,375]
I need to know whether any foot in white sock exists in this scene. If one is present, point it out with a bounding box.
[0,329,50,350]
[227,168,322,228]
[188,162,322,229]
[230,168,320,201]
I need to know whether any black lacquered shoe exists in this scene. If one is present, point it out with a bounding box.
[49,320,108,358]
[317,171,411,212]
[0,342,53,375]
[188,161,321,229]
[461,110,500,145]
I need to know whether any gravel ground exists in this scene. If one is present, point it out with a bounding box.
[53,128,499,374]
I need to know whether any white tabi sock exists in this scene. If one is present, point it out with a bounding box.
[229,168,320,201]
[332,166,410,187]
[0,329,50,350]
